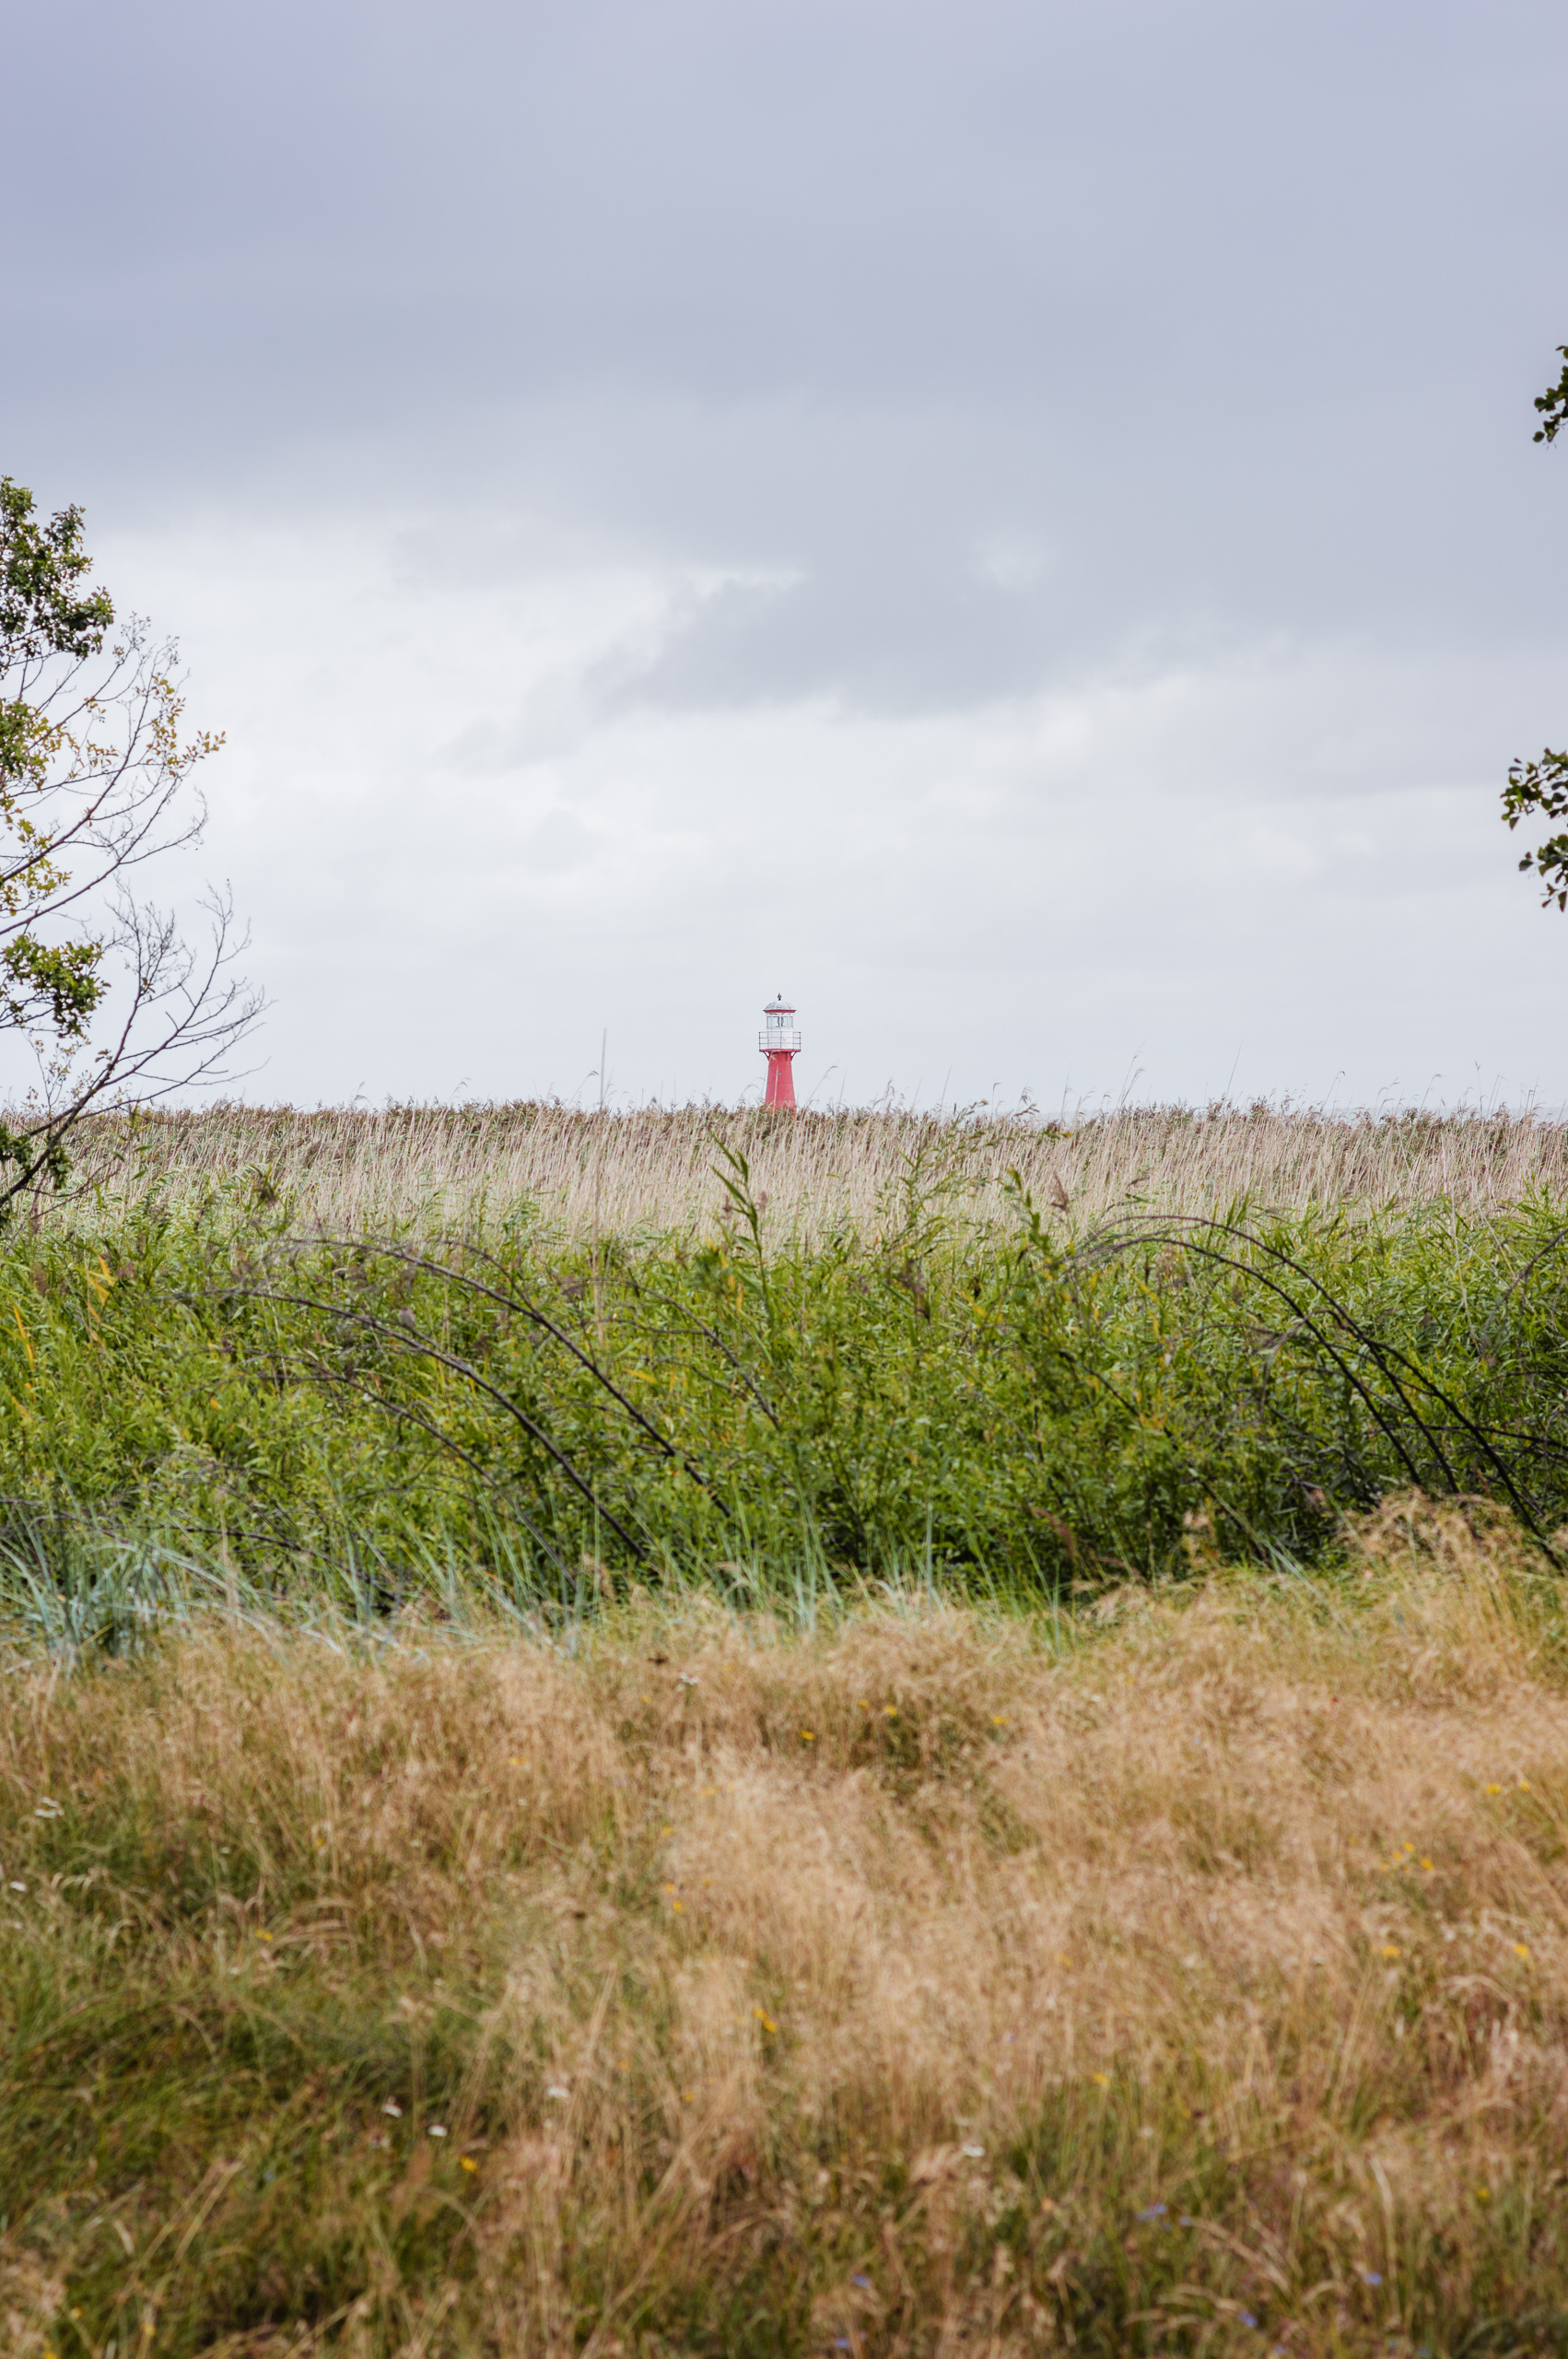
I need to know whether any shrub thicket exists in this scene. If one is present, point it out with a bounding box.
[0,1148,1564,1635]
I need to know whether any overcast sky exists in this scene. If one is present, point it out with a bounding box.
[6,0,1567,1109]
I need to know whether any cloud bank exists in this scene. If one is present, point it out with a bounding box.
[6,0,1566,1105]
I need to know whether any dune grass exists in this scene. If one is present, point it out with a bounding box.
[2,1499,1568,2353]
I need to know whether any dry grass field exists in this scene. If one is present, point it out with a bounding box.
[51,1100,1568,1239]
[6,1499,1568,2353]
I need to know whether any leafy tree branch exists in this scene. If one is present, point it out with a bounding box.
[1533,345,1568,445]
[0,476,261,1217]
[1502,353,1568,909]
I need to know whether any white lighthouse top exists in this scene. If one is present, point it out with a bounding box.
[760,994,802,1054]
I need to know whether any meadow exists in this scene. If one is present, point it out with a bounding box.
[4,1106,1568,2353]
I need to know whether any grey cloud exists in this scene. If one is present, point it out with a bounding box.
[12,0,1566,733]
[522,809,600,873]
[6,0,1568,1107]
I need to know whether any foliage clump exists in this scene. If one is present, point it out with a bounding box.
[1,1151,1567,1624]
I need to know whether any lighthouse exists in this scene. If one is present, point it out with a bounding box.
[760,994,801,1109]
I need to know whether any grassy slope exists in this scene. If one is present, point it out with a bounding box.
[4,1502,1568,2354]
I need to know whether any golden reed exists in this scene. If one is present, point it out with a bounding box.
[47,1099,1568,1239]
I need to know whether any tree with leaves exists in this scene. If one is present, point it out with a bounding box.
[0,476,259,1215]
[1501,347,1568,909]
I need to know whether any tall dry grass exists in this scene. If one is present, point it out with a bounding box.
[47,1099,1568,1239]
[5,1500,1568,2351]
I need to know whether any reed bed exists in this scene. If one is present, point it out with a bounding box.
[46,1100,1568,1241]
[5,1500,1568,2354]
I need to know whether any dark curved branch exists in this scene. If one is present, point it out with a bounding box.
[306,1238,713,1493]
[1076,1213,1561,1558]
[1073,1216,1435,1494]
[296,1357,573,1579]
[188,1285,649,1565]
[620,1278,781,1427]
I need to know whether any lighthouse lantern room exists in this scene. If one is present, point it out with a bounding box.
[760,995,801,1110]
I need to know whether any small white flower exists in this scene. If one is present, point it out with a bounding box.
[381,2100,403,2118]
[961,2143,985,2159]
[545,2084,570,2101]
[9,1882,25,1894]
[428,2123,448,2138]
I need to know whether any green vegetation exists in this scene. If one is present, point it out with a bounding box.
[4,1134,1568,2352]
[2,1147,1566,1642]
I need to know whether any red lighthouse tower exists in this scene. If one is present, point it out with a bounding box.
[760,994,801,1109]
